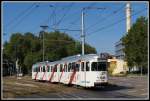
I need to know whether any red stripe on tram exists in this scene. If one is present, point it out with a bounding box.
[49,66,56,82]
[42,65,48,80]
[68,69,76,85]
[59,67,65,82]
[42,72,46,80]
[35,65,40,80]
[34,72,38,80]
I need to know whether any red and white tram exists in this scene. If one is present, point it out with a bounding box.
[32,54,108,87]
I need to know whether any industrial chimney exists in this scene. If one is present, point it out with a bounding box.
[126,2,131,33]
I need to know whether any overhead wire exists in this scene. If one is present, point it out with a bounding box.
[63,2,97,38]
[55,3,74,27]
[5,3,36,28]
[7,3,39,32]
[86,7,147,37]
[85,3,126,31]
[29,4,54,33]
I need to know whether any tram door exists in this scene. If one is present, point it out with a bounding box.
[76,61,80,85]
[80,61,86,87]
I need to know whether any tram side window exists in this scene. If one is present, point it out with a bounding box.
[81,62,84,71]
[37,67,39,72]
[37,67,38,72]
[86,62,90,71]
[49,65,51,72]
[38,67,41,72]
[76,64,80,71]
[66,64,68,72]
[35,67,38,72]
[91,62,97,71]
[68,63,71,72]
[60,64,63,72]
[56,65,57,72]
[54,65,57,72]
[65,64,67,72]
[64,65,65,72]
[51,66,53,72]
[40,67,42,72]
[49,66,51,72]
[43,66,45,72]
[47,66,50,72]
[62,64,64,72]
[72,62,76,71]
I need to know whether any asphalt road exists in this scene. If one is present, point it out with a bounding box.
[16,76,148,100]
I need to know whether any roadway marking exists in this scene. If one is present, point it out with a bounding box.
[15,83,38,87]
[141,93,147,95]
[137,85,144,86]
[60,91,87,98]
[56,94,66,99]
[127,90,137,93]
[140,89,146,91]
[70,93,87,98]
[60,93,81,99]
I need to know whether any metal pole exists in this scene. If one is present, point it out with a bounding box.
[40,25,48,62]
[43,31,44,62]
[81,10,85,56]
[81,7,105,56]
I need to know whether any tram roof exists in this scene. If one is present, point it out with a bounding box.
[33,54,102,66]
[61,54,99,62]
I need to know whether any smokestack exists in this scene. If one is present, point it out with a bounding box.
[126,2,131,33]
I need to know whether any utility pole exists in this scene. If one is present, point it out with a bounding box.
[81,7,105,56]
[40,25,48,62]
[81,9,85,56]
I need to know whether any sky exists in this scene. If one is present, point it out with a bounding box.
[2,1,148,55]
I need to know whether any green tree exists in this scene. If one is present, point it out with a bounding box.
[122,16,148,74]
[4,31,97,74]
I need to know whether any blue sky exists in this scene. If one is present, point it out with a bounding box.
[2,1,148,54]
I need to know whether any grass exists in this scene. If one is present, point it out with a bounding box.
[2,76,79,99]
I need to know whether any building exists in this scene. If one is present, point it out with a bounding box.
[99,52,128,75]
[115,39,125,60]
[108,57,128,75]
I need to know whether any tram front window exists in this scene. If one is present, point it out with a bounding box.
[91,62,107,71]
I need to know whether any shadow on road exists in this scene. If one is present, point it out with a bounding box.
[33,80,135,93]
[83,83,134,92]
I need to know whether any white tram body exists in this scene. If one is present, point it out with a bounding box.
[32,54,108,87]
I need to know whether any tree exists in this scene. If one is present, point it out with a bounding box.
[3,31,97,74]
[122,16,148,74]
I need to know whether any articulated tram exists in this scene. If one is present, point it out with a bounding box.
[32,54,108,87]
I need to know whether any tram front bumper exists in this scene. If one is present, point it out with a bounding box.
[94,82,108,87]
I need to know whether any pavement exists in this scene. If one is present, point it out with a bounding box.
[15,76,149,100]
